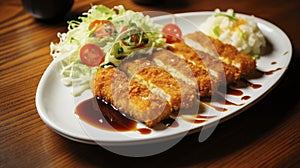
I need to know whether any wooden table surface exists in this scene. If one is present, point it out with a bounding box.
[1,0,300,167]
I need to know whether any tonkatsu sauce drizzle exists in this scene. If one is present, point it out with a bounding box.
[227,88,243,96]
[75,97,152,134]
[241,95,251,100]
[181,115,216,124]
[264,67,282,75]
[203,102,227,112]
[240,79,262,89]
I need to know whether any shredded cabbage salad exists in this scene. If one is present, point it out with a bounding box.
[50,5,166,96]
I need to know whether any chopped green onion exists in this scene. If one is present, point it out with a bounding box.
[213,25,220,37]
[238,27,244,39]
[215,13,237,21]
[252,54,260,59]
[117,47,124,54]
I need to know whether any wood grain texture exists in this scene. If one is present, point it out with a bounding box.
[1,0,300,167]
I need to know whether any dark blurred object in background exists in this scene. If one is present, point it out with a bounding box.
[22,0,74,21]
[132,0,188,9]
[132,0,160,5]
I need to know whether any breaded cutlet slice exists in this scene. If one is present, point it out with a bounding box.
[91,67,172,127]
[119,56,197,111]
[151,49,214,97]
[209,37,256,77]
[128,80,172,127]
[167,43,233,96]
[183,31,256,78]
[167,42,240,85]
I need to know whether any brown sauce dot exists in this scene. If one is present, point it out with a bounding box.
[271,61,277,65]
[137,128,152,134]
[241,95,251,100]
[227,88,243,96]
[264,68,282,75]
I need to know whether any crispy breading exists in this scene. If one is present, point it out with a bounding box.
[119,56,197,110]
[183,31,256,78]
[152,49,215,97]
[208,36,256,77]
[167,43,226,96]
[168,42,239,84]
[128,79,172,127]
[91,67,172,127]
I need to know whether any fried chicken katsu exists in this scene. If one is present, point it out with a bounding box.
[91,31,256,127]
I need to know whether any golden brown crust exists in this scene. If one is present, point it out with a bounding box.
[120,57,197,110]
[167,43,222,97]
[208,36,256,77]
[91,67,172,127]
[182,31,256,79]
[128,79,172,127]
[152,49,214,97]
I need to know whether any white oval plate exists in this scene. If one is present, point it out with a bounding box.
[36,12,292,146]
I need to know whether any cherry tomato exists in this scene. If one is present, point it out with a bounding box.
[120,24,148,48]
[162,23,182,43]
[89,20,115,38]
[80,44,104,67]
